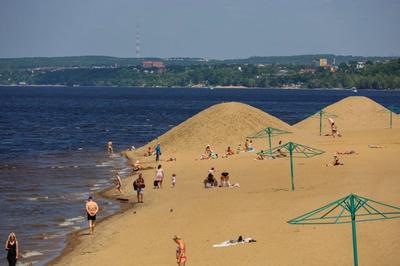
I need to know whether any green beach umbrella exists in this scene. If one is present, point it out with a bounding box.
[378,105,400,129]
[306,110,338,136]
[257,141,324,191]
[288,194,400,266]
[247,127,291,156]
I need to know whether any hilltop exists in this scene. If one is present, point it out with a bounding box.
[127,102,293,156]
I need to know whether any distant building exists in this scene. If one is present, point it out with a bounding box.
[142,61,165,68]
[142,61,166,73]
[319,58,328,67]
[356,62,365,69]
[299,68,316,74]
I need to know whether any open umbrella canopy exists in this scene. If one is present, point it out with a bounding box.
[288,193,400,225]
[257,142,324,191]
[247,127,291,139]
[257,141,324,158]
[288,194,400,266]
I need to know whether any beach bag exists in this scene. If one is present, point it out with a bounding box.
[133,181,138,191]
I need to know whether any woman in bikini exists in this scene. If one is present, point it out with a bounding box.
[173,235,187,266]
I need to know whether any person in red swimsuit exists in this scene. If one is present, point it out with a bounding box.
[173,235,187,265]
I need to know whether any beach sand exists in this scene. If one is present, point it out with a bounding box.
[50,97,400,266]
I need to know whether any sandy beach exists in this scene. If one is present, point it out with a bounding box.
[49,96,400,266]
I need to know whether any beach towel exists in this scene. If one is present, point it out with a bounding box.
[213,237,256,248]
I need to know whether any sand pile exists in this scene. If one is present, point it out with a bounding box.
[129,102,293,155]
[294,96,399,134]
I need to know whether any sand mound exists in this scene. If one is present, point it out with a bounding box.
[130,102,293,155]
[294,96,399,133]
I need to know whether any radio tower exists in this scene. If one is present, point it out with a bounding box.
[136,24,140,58]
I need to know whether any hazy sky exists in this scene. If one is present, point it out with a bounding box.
[1,0,399,59]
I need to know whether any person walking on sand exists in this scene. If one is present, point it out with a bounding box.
[86,196,99,234]
[114,174,122,194]
[5,232,18,266]
[154,164,165,188]
[134,173,145,203]
[173,235,187,266]
[155,143,161,161]
[107,139,113,155]
[171,174,176,188]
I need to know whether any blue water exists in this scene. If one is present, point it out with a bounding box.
[0,86,399,265]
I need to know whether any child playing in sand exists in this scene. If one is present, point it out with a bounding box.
[171,174,176,188]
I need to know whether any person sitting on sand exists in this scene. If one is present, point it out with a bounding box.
[246,140,255,152]
[326,155,344,167]
[220,172,230,187]
[204,172,218,188]
[133,173,145,203]
[255,151,265,160]
[143,146,151,156]
[133,160,144,172]
[114,174,122,194]
[86,196,99,234]
[222,146,235,158]
[336,150,358,155]
[173,235,187,266]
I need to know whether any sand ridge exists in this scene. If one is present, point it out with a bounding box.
[127,102,294,157]
[294,96,400,135]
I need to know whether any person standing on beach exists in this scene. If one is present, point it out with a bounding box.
[86,196,99,235]
[155,143,161,161]
[114,174,122,194]
[134,173,145,203]
[173,235,187,266]
[154,164,164,188]
[171,174,176,188]
[4,232,18,266]
[107,139,113,155]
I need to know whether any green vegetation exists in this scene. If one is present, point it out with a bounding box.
[0,56,399,89]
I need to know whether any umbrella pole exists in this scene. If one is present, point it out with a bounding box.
[319,111,323,136]
[390,110,392,129]
[289,143,294,191]
[350,195,359,266]
[268,132,272,156]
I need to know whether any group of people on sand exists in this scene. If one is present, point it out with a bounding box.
[143,143,162,161]
[200,139,257,160]
[203,167,239,188]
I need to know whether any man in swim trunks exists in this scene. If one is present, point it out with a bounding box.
[86,196,99,234]
[173,235,187,266]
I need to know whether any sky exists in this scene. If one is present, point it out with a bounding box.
[0,0,399,59]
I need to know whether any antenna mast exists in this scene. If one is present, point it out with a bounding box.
[136,24,140,58]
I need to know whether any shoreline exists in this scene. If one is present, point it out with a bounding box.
[46,151,154,266]
[0,84,399,91]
